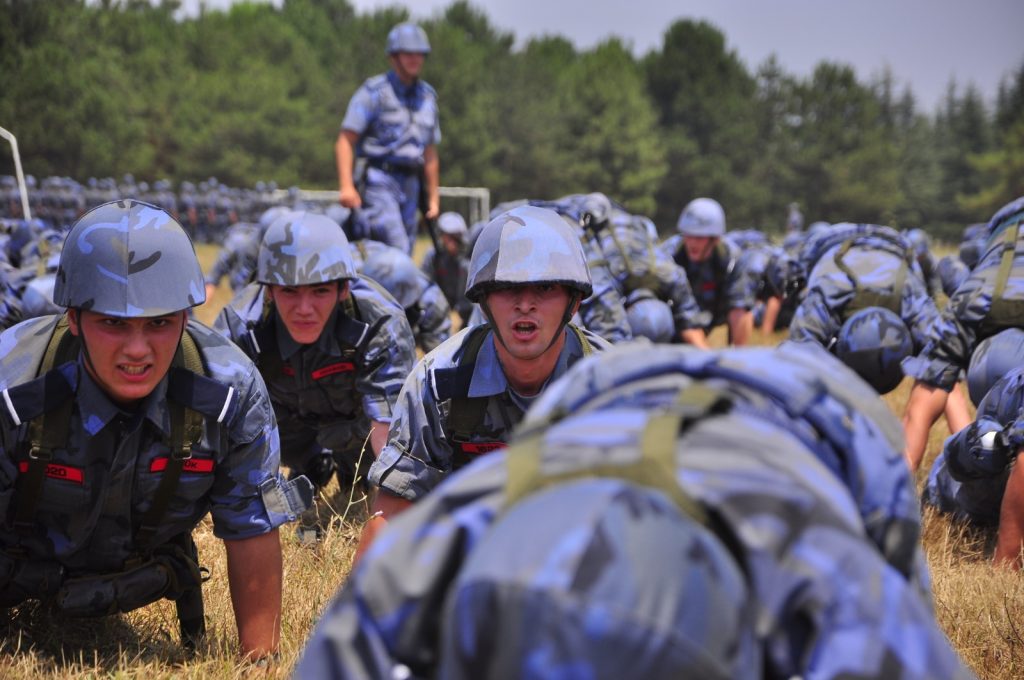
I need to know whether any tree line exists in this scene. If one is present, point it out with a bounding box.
[1,0,1022,239]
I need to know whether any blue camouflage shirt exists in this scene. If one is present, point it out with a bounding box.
[341,71,441,166]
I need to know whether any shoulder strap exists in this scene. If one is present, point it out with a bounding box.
[983,221,1024,334]
[833,239,906,317]
[504,382,731,526]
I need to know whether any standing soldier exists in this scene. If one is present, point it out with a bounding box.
[336,22,440,255]
[660,198,755,345]
[0,200,311,659]
[359,206,611,552]
[215,211,416,494]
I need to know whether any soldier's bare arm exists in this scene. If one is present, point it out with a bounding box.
[336,131,362,209]
[902,381,950,472]
[225,529,283,659]
[423,145,440,219]
[995,454,1024,570]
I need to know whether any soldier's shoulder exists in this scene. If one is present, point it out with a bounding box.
[187,320,259,385]
[418,79,438,98]
[350,274,405,318]
[362,73,390,92]
[0,315,61,389]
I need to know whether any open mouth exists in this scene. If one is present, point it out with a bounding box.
[118,364,151,380]
[510,320,538,340]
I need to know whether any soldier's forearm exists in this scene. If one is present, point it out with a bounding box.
[225,529,282,659]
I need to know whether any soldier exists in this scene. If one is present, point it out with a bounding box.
[420,211,472,325]
[215,211,416,493]
[203,221,263,300]
[659,197,756,345]
[903,197,1024,472]
[576,192,709,346]
[0,200,311,659]
[924,359,1024,569]
[350,238,452,353]
[296,342,971,679]
[19,252,62,320]
[335,22,440,254]
[359,206,612,552]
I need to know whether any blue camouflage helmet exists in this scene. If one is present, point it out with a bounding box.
[436,211,468,237]
[53,199,205,317]
[465,205,592,302]
[257,210,357,286]
[959,238,983,269]
[835,306,914,394]
[386,22,431,55]
[580,192,613,229]
[442,479,755,679]
[985,196,1024,237]
[904,228,931,258]
[936,255,969,297]
[967,328,1024,404]
[677,197,726,237]
[625,290,675,343]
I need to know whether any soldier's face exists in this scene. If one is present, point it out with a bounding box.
[441,233,462,257]
[267,281,348,345]
[486,284,575,364]
[68,309,187,406]
[391,52,425,82]
[683,236,717,263]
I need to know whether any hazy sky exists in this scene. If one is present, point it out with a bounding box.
[180,0,1024,111]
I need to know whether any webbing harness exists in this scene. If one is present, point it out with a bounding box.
[433,323,593,470]
[605,223,660,294]
[9,314,209,552]
[981,221,1024,335]
[832,237,910,318]
[503,382,731,526]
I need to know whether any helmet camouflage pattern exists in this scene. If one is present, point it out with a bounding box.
[465,205,592,302]
[386,22,431,55]
[257,211,357,286]
[625,290,675,343]
[835,306,914,394]
[677,197,726,237]
[967,328,1024,405]
[54,199,204,317]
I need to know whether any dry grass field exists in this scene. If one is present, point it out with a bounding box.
[1,241,1021,678]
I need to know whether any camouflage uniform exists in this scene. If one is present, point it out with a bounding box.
[659,234,755,330]
[903,197,1024,392]
[351,239,452,353]
[0,200,308,626]
[341,68,440,254]
[369,206,612,500]
[420,235,472,326]
[789,224,939,350]
[215,211,415,484]
[925,364,1024,525]
[297,343,970,680]
[204,222,262,293]
[367,323,610,500]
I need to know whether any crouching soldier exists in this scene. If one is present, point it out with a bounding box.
[0,200,312,659]
[216,211,416,493]
[358,206,611,554]
[297,342,972,679]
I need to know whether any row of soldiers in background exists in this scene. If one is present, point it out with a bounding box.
[0,173,295,243]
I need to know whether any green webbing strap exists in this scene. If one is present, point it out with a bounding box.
[135,332,206,551]
[448,325,493,445]
[608,224,659,293]
[14,315,77,534]
[987,222,1024,330]
[503,382,730,526]
[833,239,906,317]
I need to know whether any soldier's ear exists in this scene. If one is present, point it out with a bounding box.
[67,309,80,336]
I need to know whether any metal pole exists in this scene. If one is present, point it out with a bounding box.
[0,126,31,220]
